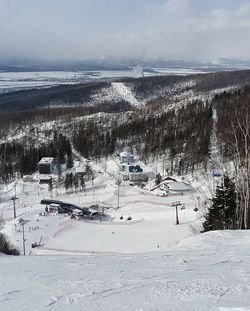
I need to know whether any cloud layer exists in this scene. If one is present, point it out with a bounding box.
[0,0,250,61]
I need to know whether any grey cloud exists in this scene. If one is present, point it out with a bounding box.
[0,0,250,61]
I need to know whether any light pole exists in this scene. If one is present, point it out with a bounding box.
[117,179,121,209]
[113,173,121,209]
[19,219,29,256]
[14,181,17,197]
[99,204,104,222]
[172,201,182,225]
[11,196,18,219]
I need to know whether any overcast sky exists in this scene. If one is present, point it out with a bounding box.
[1,0,250,61]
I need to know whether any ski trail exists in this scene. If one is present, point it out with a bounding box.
[112,82,141,107]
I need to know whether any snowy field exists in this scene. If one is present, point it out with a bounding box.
[1,156,248,310]
[1,156,204,256]
[0,67,206,93]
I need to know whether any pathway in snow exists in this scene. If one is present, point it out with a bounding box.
[112,82,142,107]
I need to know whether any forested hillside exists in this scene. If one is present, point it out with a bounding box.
[1,70,250,113]
[0,71,249,229]
[0,78,248,182]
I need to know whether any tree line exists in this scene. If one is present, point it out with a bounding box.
[73,100,213,175]
[204,86,250,230]
[0,132,73,183]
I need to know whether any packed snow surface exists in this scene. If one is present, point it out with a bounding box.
[0,157,249,310]
[1,231,250,310]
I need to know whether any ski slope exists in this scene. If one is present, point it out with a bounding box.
[1,230,250,311]
[1,156,247,310]
[112,82,142,107]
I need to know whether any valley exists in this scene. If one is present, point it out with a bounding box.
[0,68,250,310]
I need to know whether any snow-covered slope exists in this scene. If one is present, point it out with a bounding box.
[111,82,142,106]
[1,230,250,311]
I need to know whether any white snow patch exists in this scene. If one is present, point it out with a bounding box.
[112,82,142,106]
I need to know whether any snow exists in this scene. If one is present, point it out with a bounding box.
[112,82,142,107]
[165,181,194,192]
[1,156,204,255]
[0,156,249,310]
[1,230,250,310]
[0,68,208,94]
[39,157,54,164]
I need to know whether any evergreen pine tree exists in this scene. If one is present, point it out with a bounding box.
[73,174,79,193]
[155,173,162,186]
[66,154,74,169]
[203,175,237,231]
[79,173,85,191]
[65,140,73,169]
[64,174,70,193]
[68,173,73,192]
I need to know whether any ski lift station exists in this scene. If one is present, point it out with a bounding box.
[40,199,99,219]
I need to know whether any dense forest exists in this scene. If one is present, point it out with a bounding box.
[0,133,73,183]
[72,100,212,174]
[204,86,250,230]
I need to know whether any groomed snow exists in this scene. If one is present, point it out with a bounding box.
[1,156,248,310]
[1,231,250,310]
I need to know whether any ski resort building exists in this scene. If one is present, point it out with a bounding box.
[119,152,134,164]
[38,157,54,174]
[129,165,143,173]
[128,172,148,183]
[160,180,194,193]
[39,175,52,184]
[122,172,148,183]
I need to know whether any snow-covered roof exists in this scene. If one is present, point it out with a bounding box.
[39,157,54,165]
[72,209,83,214]
[120,152,134,158]
[39,174,52,180]
[75,166,85,173]
[166,181,193,192]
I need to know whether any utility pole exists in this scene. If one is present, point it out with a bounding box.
[14,181,17,197]
[99,205,104,222]
[19,219,29,256]
[114,173,121,209]
[11,196,18,219]
[172,201,182,225]
[117,179,121,209]
[22,223,25,256]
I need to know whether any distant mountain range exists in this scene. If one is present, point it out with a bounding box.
[1,57,250,72]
